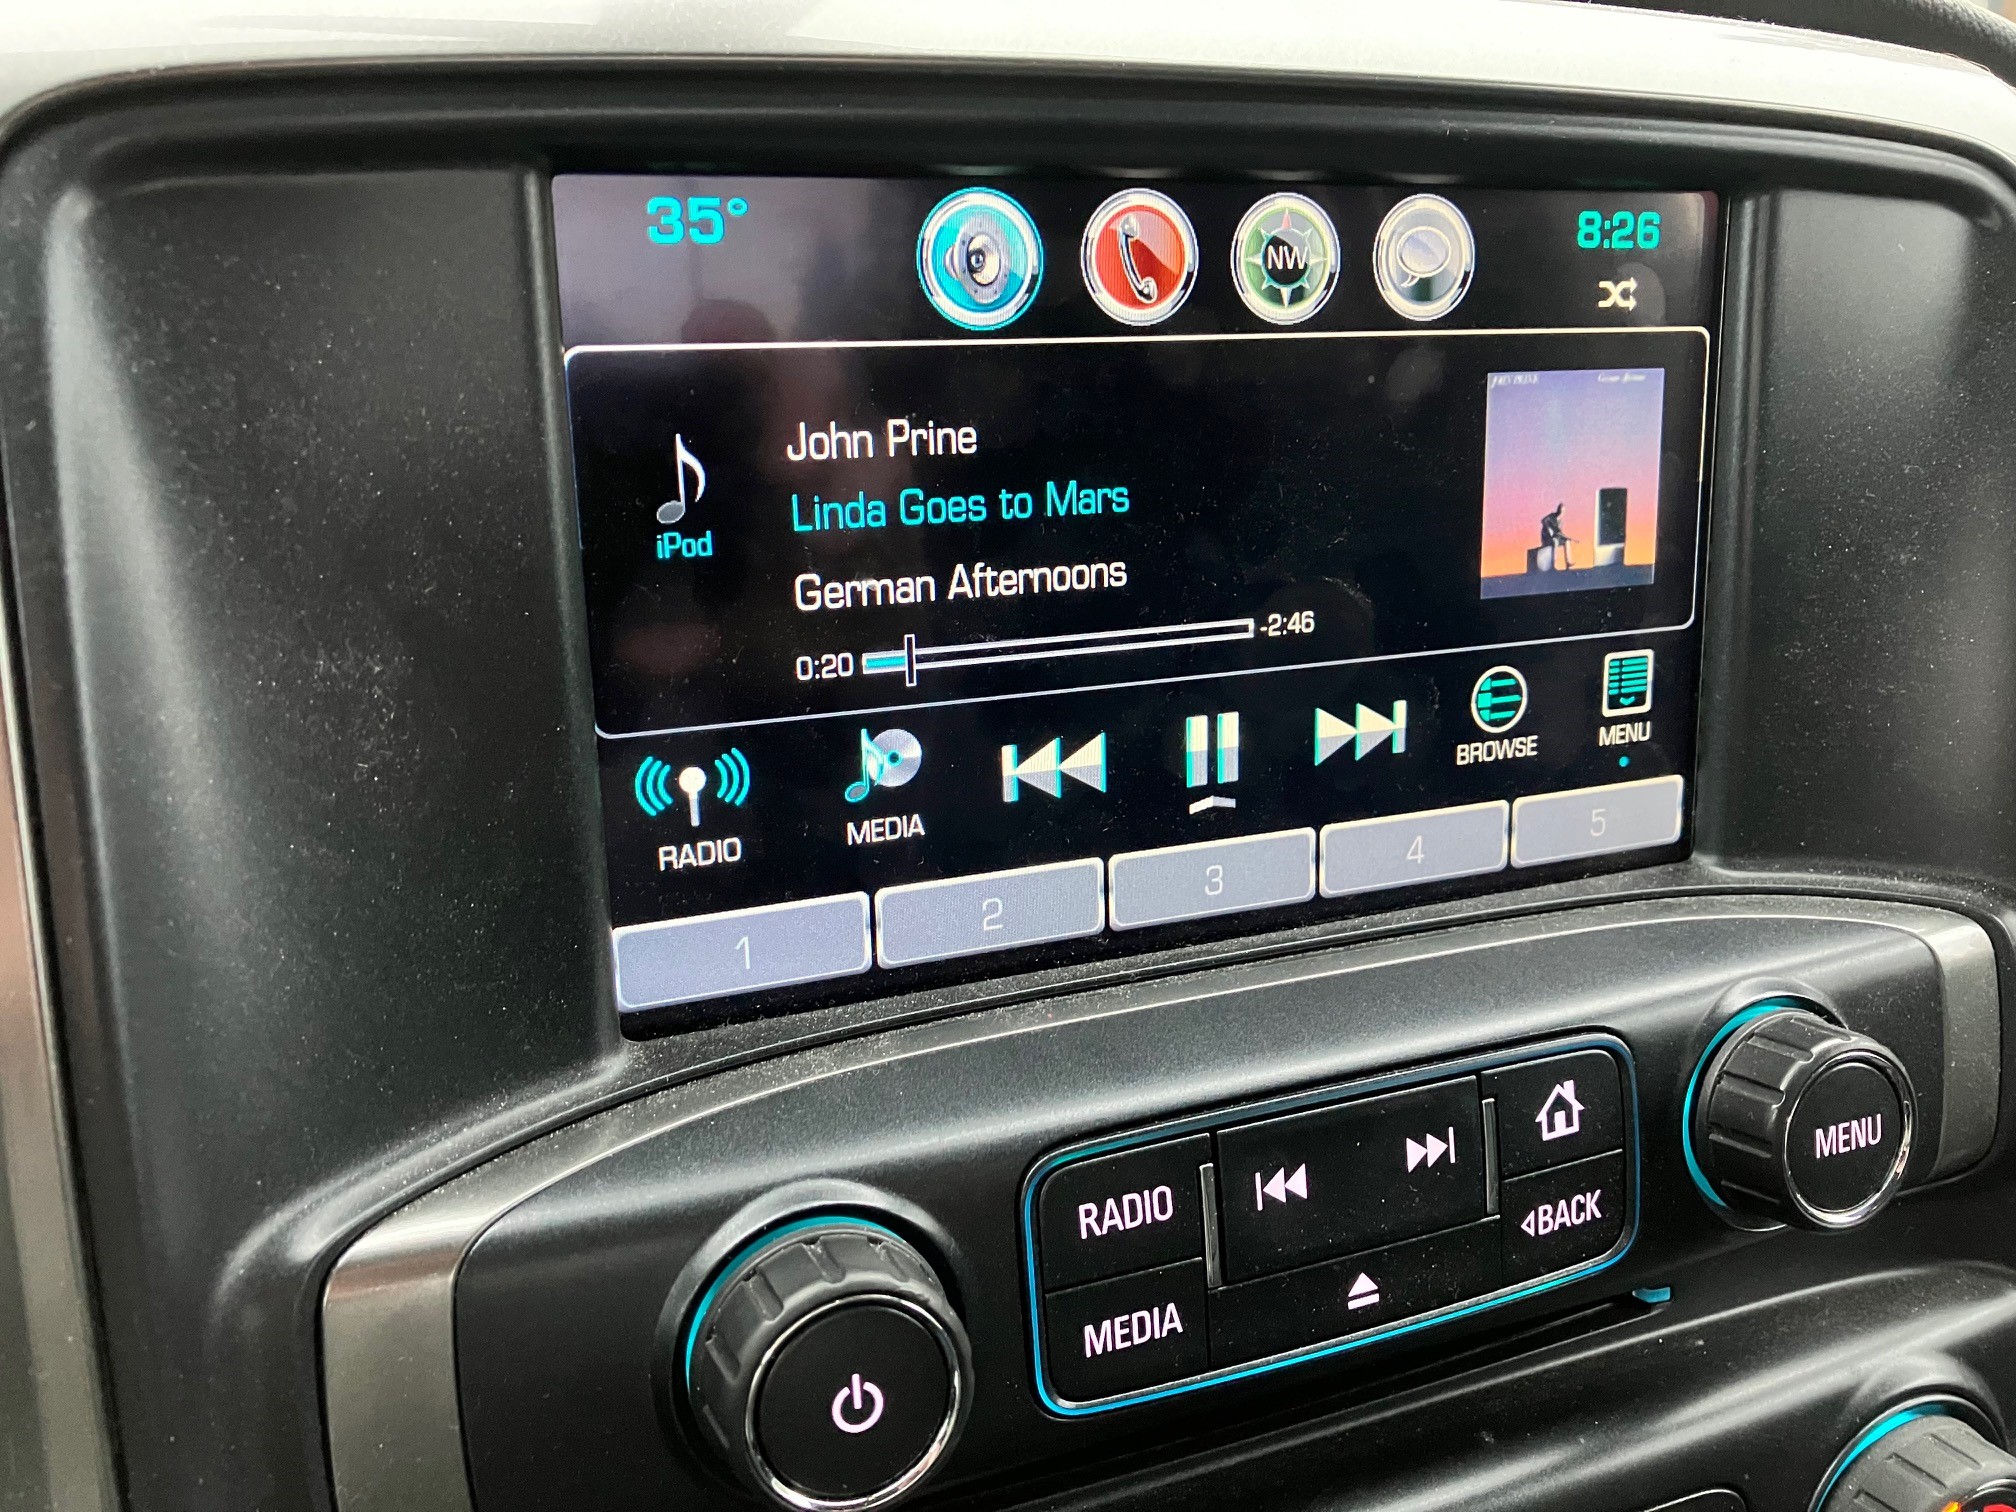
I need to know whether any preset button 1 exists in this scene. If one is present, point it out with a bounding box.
[1035,1135,1209,1290]
[1214,1078,1486,1282]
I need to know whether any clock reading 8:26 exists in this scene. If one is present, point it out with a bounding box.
[1578,209,1662,251]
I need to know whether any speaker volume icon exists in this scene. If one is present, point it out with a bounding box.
[634,749,750,826]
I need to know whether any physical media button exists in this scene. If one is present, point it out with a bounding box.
[1042,1260,1209,1402]
[1499,1150,1626,1283]
[1035,1135,1209,1291]
[1231,193,1341,325]
[1080,188,1199,326]
[612,893,870,1011]
[1207,1219,1501,1366]
[1214,1077,1486,1282]
[915,187,1044,331]
[1108,829,1315,931]
[1510,774,1684,866]
[875,858,1103,968]
[1320,801,1509,897]
[1482,1049,1625,1178]
[755,1304,953,1502]
[1372,194,1477,323]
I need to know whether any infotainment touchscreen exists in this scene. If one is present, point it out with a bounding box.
[551,176,1720,1025]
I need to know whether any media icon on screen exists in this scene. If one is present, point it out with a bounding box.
[1479,367,1664,600]
[844,728,923,803]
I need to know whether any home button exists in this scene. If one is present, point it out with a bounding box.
[1481,1049,1625,1177]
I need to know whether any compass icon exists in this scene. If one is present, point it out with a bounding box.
[1231,193,1341,325]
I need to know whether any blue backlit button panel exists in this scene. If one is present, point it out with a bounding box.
[1041,1260,1209,1403]
[1510,774,1684,867]
[1214,1078,1486,1283]
[1319,801,1509,897]
[1035,1135,1209,1291]
[1107,829,1316,931]
[1500,1150,1627,1283]
[1482,1048,1625,1179]
[1208,1219,1501,1367]
[875,858,1104,968]
[612,894,870,1011]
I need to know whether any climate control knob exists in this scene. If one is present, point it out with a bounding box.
[1821,1412,2016,1512]
[1688,1005,1915,1229]
[681,1221,972,1510]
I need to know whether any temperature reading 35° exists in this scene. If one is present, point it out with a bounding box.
[647,194,750,246]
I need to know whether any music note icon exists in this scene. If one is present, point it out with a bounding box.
[657,433,708,525]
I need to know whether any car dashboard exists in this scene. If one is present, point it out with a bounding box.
[5,8,2016,1512]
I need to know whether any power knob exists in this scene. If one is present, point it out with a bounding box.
[680,1221,972,1511]
[1686,1004,1915,1229]
[1820,1410,2016,1512]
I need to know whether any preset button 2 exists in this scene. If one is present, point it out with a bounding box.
[1035,1135,1208,1290]
[1214,1078,1486,1282]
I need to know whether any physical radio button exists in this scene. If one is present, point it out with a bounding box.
[1481,1049,1625,1178]
[1042,1259,1209,1403]
[1207,1219,1501,1366]
[1499,1150,1626,1283]
[1214,1078,1486,1282]
[1035,1135,1209,1290]
[681,1222,970,1510]
[1689,1006,1914,1229]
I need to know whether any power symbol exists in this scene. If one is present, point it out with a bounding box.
[830,1372,886,1435]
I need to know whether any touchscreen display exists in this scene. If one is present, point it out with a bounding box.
[552,176,1720,1025]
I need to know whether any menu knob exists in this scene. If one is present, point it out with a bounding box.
[1688,1006,1915,1229]
[681,1221,971,1510]
[1820,1412,2016,1512]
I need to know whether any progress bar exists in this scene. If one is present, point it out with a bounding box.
[863,617,1256,687]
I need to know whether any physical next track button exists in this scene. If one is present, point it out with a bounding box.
[1207,1219,1501,1366]
[1042,1260,1209,1403]
[1035,1136,1210,1291]
[1214,1077,1486,1282]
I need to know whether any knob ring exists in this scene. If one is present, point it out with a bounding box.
[1776,1047,1915,1231]
[1809,1394,2003,1512]
[1680,999,1806,1229]
[742,1293,965,1512]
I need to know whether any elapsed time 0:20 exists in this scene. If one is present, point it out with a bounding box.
[1577,209,1662,251]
